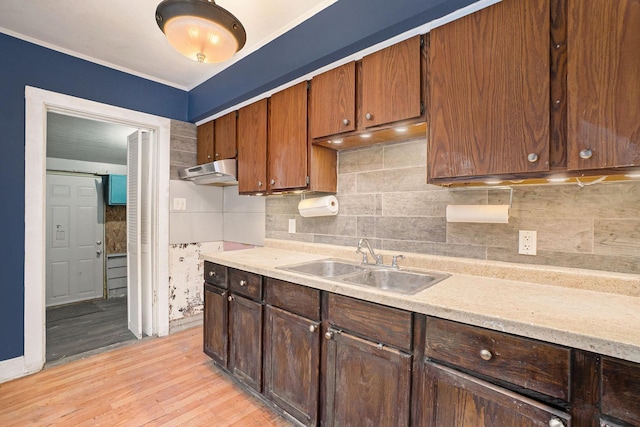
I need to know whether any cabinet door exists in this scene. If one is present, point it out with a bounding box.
[264,306,320,426]
[237,99,267,194]
[214,111,237,160]
[601,356,640,426]
[428,0,550,180]
[196,120,214,164]
[567,0,640,171]
[324,330,412,426]
[420,362,571,427]
[268,81,308,191]
[203,284,228,367]
[229,294,262,392]
[360,36,422,128]
[309,62,356,139]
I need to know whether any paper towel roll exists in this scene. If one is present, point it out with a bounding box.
[298,196,339,217]
[446,205,510,223]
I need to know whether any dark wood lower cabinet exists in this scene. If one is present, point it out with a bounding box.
[203,283,228,367]
[420,361,571,427]
[324,329,412,427]
[264,306,320,426]
[229,294,263,392]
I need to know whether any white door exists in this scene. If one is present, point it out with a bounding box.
[46,174,104,307]
[127,130,153,339]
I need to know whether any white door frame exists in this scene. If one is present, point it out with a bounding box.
[19,86,170,378]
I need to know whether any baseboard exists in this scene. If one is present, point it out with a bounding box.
[169,313,203,334]
[0,356,40,384]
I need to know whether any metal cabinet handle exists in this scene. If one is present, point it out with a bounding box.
[480,349,493,361]
[342,118,350,125]
[208,271,216,277]
[309,324,318,333]
[207,154,211,159]
[270,179,276,185]
[215,152,219,158]
[579,148,593,159]
[227,295,233,302]
[527,153,539,163]
[365,113,372,120]
[548,418,564,427]
[239,280,247,287]
[257,181,263,187]
[324,331,334,340]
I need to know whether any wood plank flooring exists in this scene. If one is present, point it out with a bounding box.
[0,327,293,426]
[46,297,137,363]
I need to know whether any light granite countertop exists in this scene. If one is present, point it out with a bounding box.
[201,239,640,364]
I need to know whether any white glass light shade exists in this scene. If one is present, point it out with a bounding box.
[164,15,238,63]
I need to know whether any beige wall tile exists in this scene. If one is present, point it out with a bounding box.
[357,167,429,193]
[375,216,446,242]
[383,139,426,169]
[595,219,640,257]
[339,146,383,173]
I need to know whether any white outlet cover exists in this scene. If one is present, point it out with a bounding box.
[518,230,537,255]
[288,219,296,234]
[173,197,187,211]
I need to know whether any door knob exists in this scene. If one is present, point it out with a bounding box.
[96,250,103,256]
[96,240,102,246]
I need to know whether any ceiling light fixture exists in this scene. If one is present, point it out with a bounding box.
[155,0,246,63]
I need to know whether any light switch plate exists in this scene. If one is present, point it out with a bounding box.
[288,219,296,234]
[173,197,187,211]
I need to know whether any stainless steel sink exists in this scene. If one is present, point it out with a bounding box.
[338,268,450,295]
[278,259,366,277]
[277,258,450,294]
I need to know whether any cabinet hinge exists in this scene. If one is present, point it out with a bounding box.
[307,81,311,90]
[420,101,424,115]
[306,176,310,185]
[235,110,239,118]
[420,35,424,47]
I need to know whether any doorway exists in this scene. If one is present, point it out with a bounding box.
[23,87,171,376]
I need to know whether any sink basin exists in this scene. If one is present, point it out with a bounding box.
[278,259,366,277]
[339,268,450,294]
[278,258,450,294]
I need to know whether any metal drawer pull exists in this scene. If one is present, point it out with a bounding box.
[365,113,372,120]
[527,152,539,163]
[239,280,247,287]
[548,418,564,427]
[342,118,350,125]
[324,331,334,340]
[579,148,593,159]
[208,271,216,277]
[479,349,493,361]
[227,295,233,302]
[309,324,318,333]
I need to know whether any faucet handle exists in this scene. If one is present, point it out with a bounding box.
[360,252,369,264]
[391,255,405,269]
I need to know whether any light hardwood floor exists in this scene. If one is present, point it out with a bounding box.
[0,326,293,426]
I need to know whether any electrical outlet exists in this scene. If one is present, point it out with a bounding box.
[288,219,296,234]
[518,230,537,255]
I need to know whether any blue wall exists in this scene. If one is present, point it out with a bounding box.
[1,0,476,363]
[188,0,475,121]
[0,33,187,361]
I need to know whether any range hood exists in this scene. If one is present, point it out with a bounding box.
[178,159,238,185]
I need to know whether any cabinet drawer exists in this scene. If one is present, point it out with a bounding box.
[204,262,227,288]
[228,268,262,300]
[264,278,320,321]
[424,317,570,400]
[327,293,412,351]
[601,356,640,426]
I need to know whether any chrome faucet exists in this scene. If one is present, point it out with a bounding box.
[356,238,382,265]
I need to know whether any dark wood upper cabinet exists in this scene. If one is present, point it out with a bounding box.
[237,99,268,194]
[214,111,237,160]
[196,120,214,165]
[567,0,640,171]
[428,0,550,180]
[420,362,571,427]
[268,81,308,192]
[360,35,422,129]
[309,62,356,139]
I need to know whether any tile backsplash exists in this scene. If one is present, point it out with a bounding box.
[266,139,640,274]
